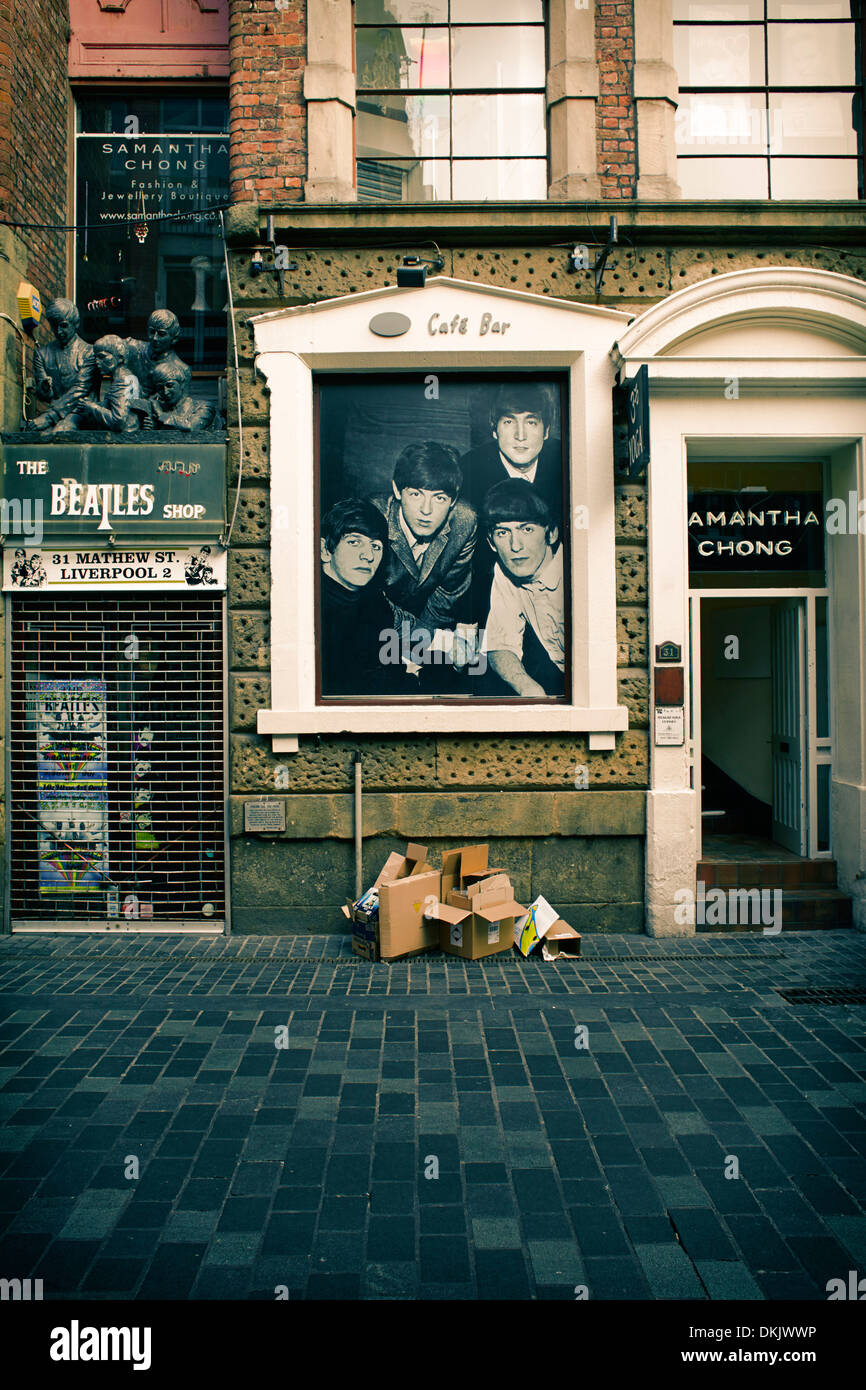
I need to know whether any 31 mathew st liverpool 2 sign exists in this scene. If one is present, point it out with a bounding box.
[1,442,225,539]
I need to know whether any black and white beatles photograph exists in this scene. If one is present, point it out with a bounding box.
[317,373,569,700]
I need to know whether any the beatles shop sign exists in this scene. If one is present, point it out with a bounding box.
[688,491,825,573]
[1,442,225,539]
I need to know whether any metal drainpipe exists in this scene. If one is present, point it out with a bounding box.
[354,750,363,900]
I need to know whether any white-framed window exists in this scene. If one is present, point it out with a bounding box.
[673,1,863,199]
[74,88,229,387]
[354,0,548,201]
[250,279,631,748]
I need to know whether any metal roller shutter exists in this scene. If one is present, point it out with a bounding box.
[8,595,226,928]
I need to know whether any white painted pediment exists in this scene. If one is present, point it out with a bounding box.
[613,267,866,366]
[252,277,633,361]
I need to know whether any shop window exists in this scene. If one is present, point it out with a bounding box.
[316,372,570,701]
[75,90,229,389]
[673,1,863,199]
[354,0,548,201]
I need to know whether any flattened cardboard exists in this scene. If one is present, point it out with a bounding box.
[374,852,407,888]
[378,867,441,961]
[466,873,510,899]
[348,843,441,961]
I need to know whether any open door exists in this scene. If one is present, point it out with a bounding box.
[771,599,807,855]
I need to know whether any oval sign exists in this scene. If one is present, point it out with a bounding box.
[369,311,411,338]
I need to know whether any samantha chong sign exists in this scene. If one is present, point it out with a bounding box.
[688,491,824,573]
[1,441,224,539]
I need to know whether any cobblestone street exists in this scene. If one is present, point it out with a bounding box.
[1,930,865,1301]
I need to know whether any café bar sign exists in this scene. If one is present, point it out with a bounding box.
[1,442,225,539]
[688,490,824,573]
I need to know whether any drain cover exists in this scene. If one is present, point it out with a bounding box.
[777,986,866,1006]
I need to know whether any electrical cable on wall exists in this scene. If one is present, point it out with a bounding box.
[220,208,244,548]
[0,312,29,420]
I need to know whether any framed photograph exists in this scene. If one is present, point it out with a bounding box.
[315,372,570,702]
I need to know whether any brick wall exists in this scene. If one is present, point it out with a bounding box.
[596,0,636,200]
[0,0,70,297]
[229,0,306,203]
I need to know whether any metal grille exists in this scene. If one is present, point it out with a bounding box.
[8,596,225,925]
[777,987,866,1007]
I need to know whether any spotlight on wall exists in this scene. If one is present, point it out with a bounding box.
[397,253,445,288]
[250,250,265,277]
[567,215,620,295]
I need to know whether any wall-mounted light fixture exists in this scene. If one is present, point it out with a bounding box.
[397,253,445,288]
[568,216,619,295]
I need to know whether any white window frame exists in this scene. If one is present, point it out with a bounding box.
[250,278,633,752]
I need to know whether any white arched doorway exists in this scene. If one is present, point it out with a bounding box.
[613,267,866,937]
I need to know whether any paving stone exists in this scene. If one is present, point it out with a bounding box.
[694,1259,765,1300]
[584,1254,651,1300]
[634,1243,708,1300]
[475,1248,532,1299]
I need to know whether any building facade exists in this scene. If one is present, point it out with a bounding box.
[0,0,864,937]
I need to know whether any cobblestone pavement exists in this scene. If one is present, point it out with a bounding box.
[0,930,864,1301]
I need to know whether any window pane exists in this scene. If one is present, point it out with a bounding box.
[767,22,856,84]
[356,27,449,90]
[674,25,765,85]
[770,157,858,197]
[451,26,545,88]
[673,2,763,17]
[451,157,547,198]
[78,94,227,135]
[357,156,451,200]
[357,95,450,157]
[815,596,829,740]
[452,93,545,155]
[75,133,229,371]
[451,0,544,18]
[817,762,830,852]
[676,92,768,153]
[770,92,857,154]
[768,1,853,16]
[677,155,769,196]
[355,0,448,21]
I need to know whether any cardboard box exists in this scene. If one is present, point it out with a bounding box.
[343,843,441,961]
[431,873,524,960]
[514,896,582,960]
[440,844,507,901]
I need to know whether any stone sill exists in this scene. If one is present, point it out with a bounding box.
[241,201,866,248]
[229,788,647,839]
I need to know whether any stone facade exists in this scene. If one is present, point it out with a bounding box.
[224,233,654,932]
[2,0,865,937]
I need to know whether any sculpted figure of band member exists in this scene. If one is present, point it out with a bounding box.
[132,359,223,433]
[73,336,141,433]
[124,309,185,398]
[31,299,96,434]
